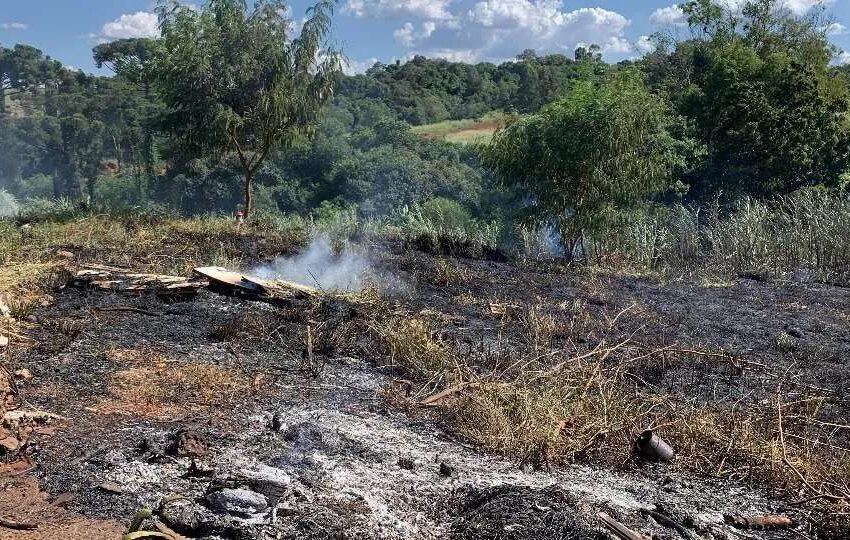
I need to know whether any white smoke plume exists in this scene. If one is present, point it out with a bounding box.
[252,234,403,293]
[0,190,19,217]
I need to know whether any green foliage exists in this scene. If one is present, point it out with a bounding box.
[656,0,850,199]
[336,53,583,126]
[418,197,474,230]
[482,68,682,250]
[151,0,342,216]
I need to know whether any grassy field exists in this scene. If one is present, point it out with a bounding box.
[412,113,507,145]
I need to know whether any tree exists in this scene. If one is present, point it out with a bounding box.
[93,38,160,188]
[481,68,682,259]
[93,38,157,89]
[678,0,850,198]
[151,0,342,218]
[0,44,62,115]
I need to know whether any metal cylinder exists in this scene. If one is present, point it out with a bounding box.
[636,430,675,463]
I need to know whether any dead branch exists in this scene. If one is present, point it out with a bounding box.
[95,306,163,316]
[0,517,37,530]
[419,382,482,406]
[597,512,650,540]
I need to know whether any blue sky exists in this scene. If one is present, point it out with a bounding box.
[1,1,849,73]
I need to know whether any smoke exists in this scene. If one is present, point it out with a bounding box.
[0,190,19,218]
[252,234,404,293]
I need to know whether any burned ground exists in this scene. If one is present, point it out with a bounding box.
[2,236,849,539]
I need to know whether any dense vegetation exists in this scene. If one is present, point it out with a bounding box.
[2,0,850,270]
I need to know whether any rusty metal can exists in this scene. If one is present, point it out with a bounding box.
[636,430,675,463]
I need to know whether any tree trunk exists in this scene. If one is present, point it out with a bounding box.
[243,171,253,218]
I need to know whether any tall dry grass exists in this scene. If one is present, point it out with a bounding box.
[590,189,850,282]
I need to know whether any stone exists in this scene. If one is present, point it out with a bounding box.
[398,457,416,470]
[13,369,32,381]
[169,430,208,458]
[160,498,203,532]
[207,488,268,516]
[237,464,292,502]
[439,462,454,477]
[0,335,8,348]
[238,464,291,489]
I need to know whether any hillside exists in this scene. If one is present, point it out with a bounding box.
[411,113,507,145]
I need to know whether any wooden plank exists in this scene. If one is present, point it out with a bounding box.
[597,513,651,540]
[193,267,318,297]
[193,267,269,294]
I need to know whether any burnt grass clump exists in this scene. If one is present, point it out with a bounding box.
[451,485,598,539]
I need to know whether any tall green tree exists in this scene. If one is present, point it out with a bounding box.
[93,38,160,188]
[0,44,62,115]
[677,0,850,198]
[151,0,342,217]
[481,68,682,258]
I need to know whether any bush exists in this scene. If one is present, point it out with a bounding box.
[419,197,474,230]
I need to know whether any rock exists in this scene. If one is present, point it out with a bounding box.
[160,498,203,532]
[282,421,322,447]
[169,430,208,458]
[0,428,20,452]
[0,335,8,348]
[14,369,32,382]
[24,315,37,323]
[207,488,268,516]
[237,464,291,502]
[439,462,454,477]
[97,481,123,494]
[56,250,75,259]
[137,437,166,461]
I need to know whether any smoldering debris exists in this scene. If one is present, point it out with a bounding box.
[252,234,405,293]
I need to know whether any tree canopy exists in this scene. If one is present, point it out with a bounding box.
[150,0,342,216]
[482,68,682,255]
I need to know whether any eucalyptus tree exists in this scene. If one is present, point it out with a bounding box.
[481,68,682,259]
[151,0,343,217]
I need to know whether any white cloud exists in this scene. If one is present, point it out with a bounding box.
[406,2,632,63]
[394,21,437,47]
[345,0,454,20]
[783,0,834,15]
[835,50,850,65]
[344,57,380,75]
[95,12,159,41]
[0,22,28,30]
[636,35,657,54]
[649,1,832,29]
[822,22,846,35]
[650,5,686,26]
